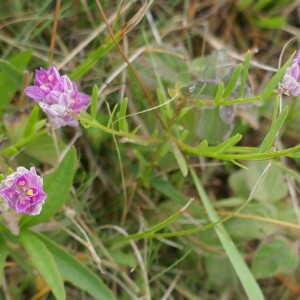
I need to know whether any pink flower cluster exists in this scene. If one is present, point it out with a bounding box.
[282,50,300,96]
[25,66,90,128]
[0,167,47,215]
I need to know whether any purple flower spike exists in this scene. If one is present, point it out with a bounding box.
[25,66,90,128]
[0,167,47,215]
[281,50,300,96]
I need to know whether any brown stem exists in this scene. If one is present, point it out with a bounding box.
[94,0,167,130]
[49,0,61,66]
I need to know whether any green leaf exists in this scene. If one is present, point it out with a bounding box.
[19,230,66,300]
[197,140,208,154]
[0,50,32,110]
[254,16,286,29]
[171,143,188,177]
[226,202,276,240]
[91,84,99,119]
[151,176,184,201]
[36,233,116,300]
[23,106,39,137]
[252,238,299,279]
[246,161,288,202]
[20,148,77,227]
[260,53,294,98]
[215,81,224,102]
[23,133,65,165]
[117,97,129,132]
[239,50,251,98]
[0,234,8,285]
[223,64,243,99]
[190,167,264,300]
[214,134,242,153]
[253,0,273,10]
[259,105,288,152]
[10,50,32,69]
[69,32,122,81]
[0,60,23,87]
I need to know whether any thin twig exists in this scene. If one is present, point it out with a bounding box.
[49,0,61,66]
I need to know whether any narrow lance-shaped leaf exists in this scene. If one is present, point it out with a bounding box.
[259,105,289,152]
[214,133,243,153]
[239,50,251,98]
[260,52,295,98]
[20,147,77,227]
[215,81,224,103]
[171,142,188,177]
[36,233,116,300]
[19,230,66,300]
[91,84,99,119]
[223,64,243,99]
[117,97,129,132]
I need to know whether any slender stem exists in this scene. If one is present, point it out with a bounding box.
[94,0,167,130]
[49,0,61,66]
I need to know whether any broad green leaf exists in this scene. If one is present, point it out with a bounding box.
[0,50,32,110]
[117,97,129,132]
[252,238,299,279]
[259,105,289,152]
[20,148,77,227]
[36,233,116,300]
[0,60,23,87]
[226,203,276,240]
[190,167,264,300]
[23,106,39,137]
[23,133,65,165]
[260,53,294,98]
[199,108,231,144]
[171,143,188,177]
[204,256,238,288]
[19,230,66,300]
[246,161,288,202]
[214,134,242,153]
[0,234,8,285]
[91,84,99,119]
[239,50,251,98]
[223,64,243,99]
[69,32,122,81]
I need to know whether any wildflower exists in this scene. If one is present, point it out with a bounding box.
[0,167,47,215]
[25,66,90,128]
[281,50,300,96]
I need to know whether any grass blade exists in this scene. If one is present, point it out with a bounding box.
[69,32,122,81]
[189,167,264,300]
